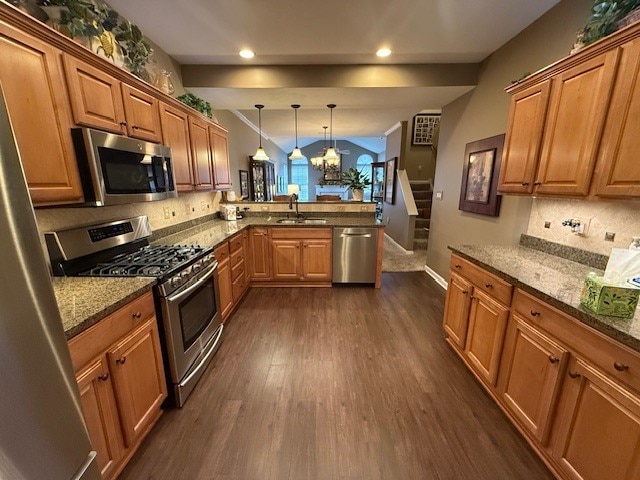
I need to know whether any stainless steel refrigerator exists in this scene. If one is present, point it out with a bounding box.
[0,84,101,479]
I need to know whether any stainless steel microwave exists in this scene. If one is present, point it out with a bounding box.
[71,128,177,206]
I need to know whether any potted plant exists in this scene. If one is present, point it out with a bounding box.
[579,0,640,46]
[341,167,371,201]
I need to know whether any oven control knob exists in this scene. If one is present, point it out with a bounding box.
[192,261,202,272]
[181,271,191,281]
[170,276,182,288]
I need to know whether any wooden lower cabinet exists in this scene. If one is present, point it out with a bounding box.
[272,239,301,280]
[217,256,234,320]
[248,228,272,280]
[214,233,249,322]
[269,228,332,284]
[68,292,166,480]
[76,358,123,479]
[302,239,332,281]
[444,261,640,480]
[498,314,568,444]
[550,358,640,480]
[443,272,473,349]
[464,288,509,386]
[106,318,166,447]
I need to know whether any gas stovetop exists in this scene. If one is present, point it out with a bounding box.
[77,244,209,278]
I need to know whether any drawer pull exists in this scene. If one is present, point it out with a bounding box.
[132,311,142,319]
[530,310,540,317]
[454,264,462,269]
[568,371,581,379]
[533,181,542,186]
[132,125,139,130]
[98,373,109,381]
[485,283,493,288]
[462,290,469,295]
[116,356,127,365]
[521,181,529,186]
[613,362,629,372]
[548,355,559,364]
[119,121,127,127]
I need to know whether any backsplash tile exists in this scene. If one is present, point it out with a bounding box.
[526,198,640,256]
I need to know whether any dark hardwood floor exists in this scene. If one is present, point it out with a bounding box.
[120,272,553,480]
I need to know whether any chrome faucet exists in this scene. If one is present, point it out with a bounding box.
[289,193,301,217]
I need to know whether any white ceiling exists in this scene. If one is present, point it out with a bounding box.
[107,0,561,154]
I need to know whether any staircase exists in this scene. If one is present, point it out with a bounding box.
[410,182,433,250]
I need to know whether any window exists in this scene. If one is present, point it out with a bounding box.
[290,157,309,201]
[356,154,374,201]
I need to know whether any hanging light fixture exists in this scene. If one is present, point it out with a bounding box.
[253,104,269,161]
[310,126,328,169]
[323,104,340,166]
[289,104,304,160]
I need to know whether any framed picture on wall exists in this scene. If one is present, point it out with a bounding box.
[412,114,440,146]
[458,134,504,217]
[384,157,397,204]
[239,170,249,199]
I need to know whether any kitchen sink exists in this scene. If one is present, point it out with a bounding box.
[276,218,328,224]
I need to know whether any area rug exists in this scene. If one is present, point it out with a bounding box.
[382,234,427,272]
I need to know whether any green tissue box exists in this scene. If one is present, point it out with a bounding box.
[580,274,640,318]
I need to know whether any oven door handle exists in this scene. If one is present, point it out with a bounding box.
[166,260,218,304]
[179,323,223,388]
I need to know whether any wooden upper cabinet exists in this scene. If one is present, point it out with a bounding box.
[188,116,213,190]
[63,54,126,134]
[498,81,550,194]
[120,84,162,142]
[160,103,194,192]
[107,317,166,448]
[550,358,640,480]
[209,124,232,190]
[443,272,473,350]
[534,50,619,196]
[596,38,640,197]
[498,314,568,445]
[76,357,123,479]
[0,22,83,205]
[464,288,509,386]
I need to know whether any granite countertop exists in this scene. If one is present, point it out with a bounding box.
[153,216,384,249]
[53,277,156,340]
[449,244,640,352]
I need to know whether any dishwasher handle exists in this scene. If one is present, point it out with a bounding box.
[340,233,372,238]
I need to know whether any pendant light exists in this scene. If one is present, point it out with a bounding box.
[253,104,269,161]
[310,126,328,169]
[323,104,340,165]
[289,104,304,160]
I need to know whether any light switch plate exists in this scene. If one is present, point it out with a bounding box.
[435,191,443,200]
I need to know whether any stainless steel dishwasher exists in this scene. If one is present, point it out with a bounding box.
[332,227,378,283]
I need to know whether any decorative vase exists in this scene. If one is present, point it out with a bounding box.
[351,188,364,201]
[153,69,175,95]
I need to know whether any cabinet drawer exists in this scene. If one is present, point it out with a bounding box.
[450,255,513,306]
[229,234,243,253]
[271,228,332,239]
[214,242,230,263]
[231,259,245,282]
[230,247,244,268]
[232,271,246,301]
[514,289,640,393]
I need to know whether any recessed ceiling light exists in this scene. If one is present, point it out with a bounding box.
[239,49,255,59]
[376,48,392,58]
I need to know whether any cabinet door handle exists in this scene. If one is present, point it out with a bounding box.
[461,290,469,295]
[469,295,476,300]
[568,371,581,379]
[485,283,493,288]
[98,373,109,381]
[613,362,629,372]
[454,264,462,269]
[116,356,127,365]
[132,125,139,130]
[530,310,540,317]
[533,181,542,186]
[132,311,141,319]
[521,181,529,186]
[119,121,127,127]
[548,355,559,364]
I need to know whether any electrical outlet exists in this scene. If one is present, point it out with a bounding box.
[360,205,368,211]
[605,232,616,242]
[544,221,551,229]
[200,201,206,211]
[171,211,175,217]
[163,207,170,219]
[435,191,443,200]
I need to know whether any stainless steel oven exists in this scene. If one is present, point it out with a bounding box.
[157,259,224,407]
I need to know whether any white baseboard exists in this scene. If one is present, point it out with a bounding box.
[424,265,447,290]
